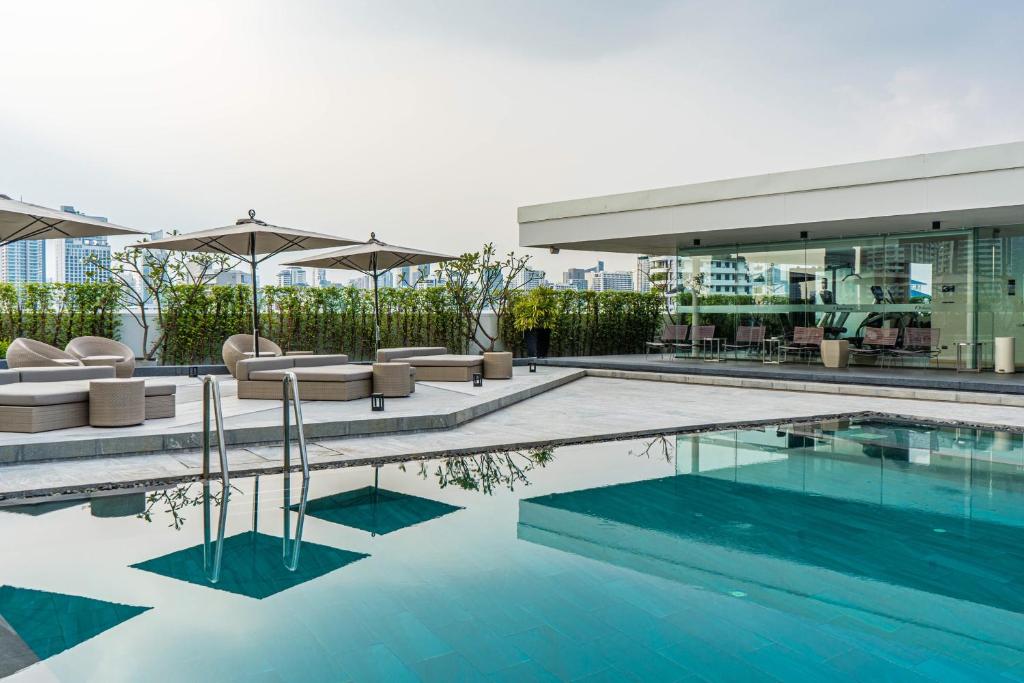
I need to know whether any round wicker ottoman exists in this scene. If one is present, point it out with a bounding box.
[483,352,513,379]
[89,378,146,427]
[373,362,413,397]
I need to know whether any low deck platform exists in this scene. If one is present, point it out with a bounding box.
[535,354,1024,394]
[0,367,582,465]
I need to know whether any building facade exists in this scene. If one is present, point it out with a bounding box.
[275,266,308,287]
[519,141,1024,368]
[586,270,633,292]
[0,240,46,283]
[50,205,112,284]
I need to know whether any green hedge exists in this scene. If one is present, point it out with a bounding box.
[501,290,662,357]
[0,283,664,364]
[0,283,120,348]
[160,285,465,364]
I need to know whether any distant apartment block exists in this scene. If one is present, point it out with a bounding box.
[50,206,112,284]
[635,256,651,293]
[216,270,252,286]
[0,239,46,283]
[350,271,394,290]
[513,268,546,291]
[586,270,633,292]
[561,261,604,291]
[276,266,308,287]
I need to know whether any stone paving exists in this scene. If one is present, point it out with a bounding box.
[5,374,1024,499]
[0,366,581,464]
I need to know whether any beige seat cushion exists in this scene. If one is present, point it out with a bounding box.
[0,383,89,407]
[376,347,447,362]
[403,354,483,367]
[19,366,114,382]
[249,365,372,382]
[144,382,176,397]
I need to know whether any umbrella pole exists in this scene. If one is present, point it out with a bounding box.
[372,264,381,354]
[250,234,261,358]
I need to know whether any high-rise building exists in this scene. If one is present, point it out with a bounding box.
[49,206,112,284]
[635,256,652,293]
[216,270,252,286]
[0,240,46,283]
[314,268,330,287]
[586,270,633,292]
[562,261,605,291]
[349,271,394,290]
[513,268,546,291]
[275,266,308,287]
[53,237,112,284]
[398,263,432,288]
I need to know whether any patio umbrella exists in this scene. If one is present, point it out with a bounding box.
[283,232,456,350]
[130,210,360,356]
[0,194,145,245]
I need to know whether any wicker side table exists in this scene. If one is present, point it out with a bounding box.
[89,378,146,427]
[373,362,413,397]
[483,352,513,379]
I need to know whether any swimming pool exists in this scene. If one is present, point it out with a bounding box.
[2,418,1023,681]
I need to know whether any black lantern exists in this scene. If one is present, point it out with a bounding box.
[472,373,483,387]
[529,360,537,373]
[188,366,199,378]
[371,393,385,411]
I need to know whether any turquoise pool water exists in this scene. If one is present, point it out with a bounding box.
[2,418,1024,681]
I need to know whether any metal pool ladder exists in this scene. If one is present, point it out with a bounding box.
[282,371,310,478]
[201,375,229,487]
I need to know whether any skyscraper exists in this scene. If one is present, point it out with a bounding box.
[50,206,112,284]
[0,240,46,283]
[275,266,308,287]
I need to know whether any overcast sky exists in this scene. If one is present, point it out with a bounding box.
[2,0,1023,282]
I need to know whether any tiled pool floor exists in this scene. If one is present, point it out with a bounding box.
[1,418,1023,681]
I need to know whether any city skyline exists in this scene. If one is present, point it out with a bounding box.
[4,1,1023,282]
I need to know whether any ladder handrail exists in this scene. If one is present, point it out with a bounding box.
[202,375,230,487]
[201,481,229,584]
[282,371,310,479]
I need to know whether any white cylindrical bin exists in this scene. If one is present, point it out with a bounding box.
[995,336,1015,374]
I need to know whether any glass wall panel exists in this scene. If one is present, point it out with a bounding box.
[977,225,1024,367]
[676,228,975,367]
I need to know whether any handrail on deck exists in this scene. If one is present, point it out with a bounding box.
[201,375,229,487]
[282,371,310,479]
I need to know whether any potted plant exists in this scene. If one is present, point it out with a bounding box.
[512,287,559,358]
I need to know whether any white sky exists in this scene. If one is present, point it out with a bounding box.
[2,0,1023,283]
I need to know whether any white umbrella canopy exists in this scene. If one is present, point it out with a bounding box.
[0,194,145,246]
[284,232,457,350]
[129,210,361,356]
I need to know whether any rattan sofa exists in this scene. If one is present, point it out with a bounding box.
[6,338,81,369]
[375,347,483,382]
[65,336,136,378]
[0,366,176,433]
[222,334,285,378]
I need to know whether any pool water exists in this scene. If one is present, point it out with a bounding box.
[2,418,1024,681]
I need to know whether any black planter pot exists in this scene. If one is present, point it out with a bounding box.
[524,328,551,358]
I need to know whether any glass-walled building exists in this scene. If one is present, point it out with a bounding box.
[675,227,1024,366]
[519,142,1024,368]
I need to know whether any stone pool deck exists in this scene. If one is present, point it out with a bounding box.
[6,372,1024,499]
[0,366,582,465]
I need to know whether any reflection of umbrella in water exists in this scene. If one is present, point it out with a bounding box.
[295,466,462,537]
[284,233,457,351]
[131,211,361,357]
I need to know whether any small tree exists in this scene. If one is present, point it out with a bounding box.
[86,238,237,360]
[440,243,534,353]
